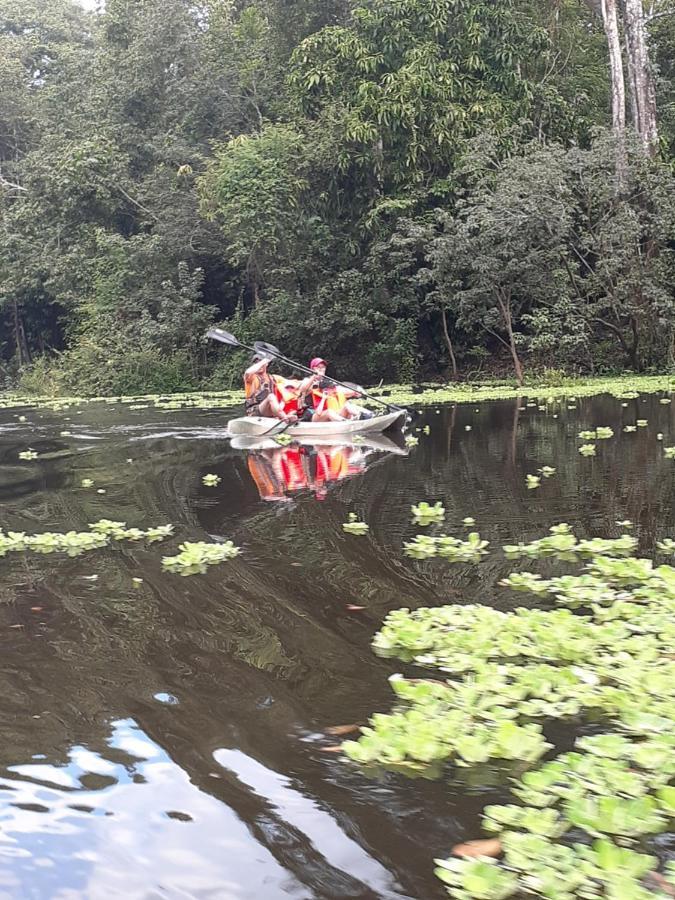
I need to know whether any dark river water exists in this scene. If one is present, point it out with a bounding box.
[0,391,672,899]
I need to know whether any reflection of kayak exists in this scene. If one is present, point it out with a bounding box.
[229,432,408,455]
[227,409,406,438]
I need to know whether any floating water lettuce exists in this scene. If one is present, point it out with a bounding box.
[404,532,488,563]
[538,466,556,477]
[665,447,675,459]
[503,524,636,561]
[344,530,675,899]
[18,449,38,460]
[0,520,174,559]
[405,435,419,447]
[578,443,596,456]
[343,513,369,535]
[202,474,221,486]
[81,478,94,488]
[462,517,476,527]
[412,501,445,524]
[526,474,541,489]
[161,540,240,575]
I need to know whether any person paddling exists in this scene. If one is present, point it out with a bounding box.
[298,358,372,422]
[243,355,297,422]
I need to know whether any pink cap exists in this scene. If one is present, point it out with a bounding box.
[310,357,327,369]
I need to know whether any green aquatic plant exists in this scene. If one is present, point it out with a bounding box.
[405,435,419,447]
[345,536,675,899]
[404,533,489,563]
[462,517,476,527]
[596,427,614,439]
[624,425,637,433]
[18,449,38,460]
[202,474,221,486]
[578,443,596,456]
[342,513,369,535]
[658,539,675,555]
[0,520,174,559]
[660,397,672,404]
[526,474,541,489]
[578,430,597,440]
[538,466,556,477]
[411,501,446,524]
[161,540,240,575]
[81,478,94,488]
[503,525,636,561]
[636,419,648,427]
[664,447,675,459]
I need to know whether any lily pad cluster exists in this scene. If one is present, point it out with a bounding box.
[343,531,675,899]
[161,540,240,575]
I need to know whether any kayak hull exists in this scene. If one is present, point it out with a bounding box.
[227,409,406,438]
[229,432,409,454]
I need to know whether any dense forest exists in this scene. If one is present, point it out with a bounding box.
[2,0,675,395]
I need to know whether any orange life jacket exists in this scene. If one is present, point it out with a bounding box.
[311,386,348,414]
[274,378,301,416]
[244,370,275,409]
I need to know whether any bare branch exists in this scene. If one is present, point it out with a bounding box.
[645,7,675,24]
[0,173,27,193]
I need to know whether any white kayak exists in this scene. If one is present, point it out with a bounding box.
[229,432,409,455]
[227,409,406,438]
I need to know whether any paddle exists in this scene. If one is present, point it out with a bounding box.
[252,340,405,414]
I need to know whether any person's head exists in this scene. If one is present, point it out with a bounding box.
[309,357,327,378]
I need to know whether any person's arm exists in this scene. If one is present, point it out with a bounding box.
[244,357,269,378]
[298,373,319,399]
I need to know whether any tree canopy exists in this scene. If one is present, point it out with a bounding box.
[1,0,675,393]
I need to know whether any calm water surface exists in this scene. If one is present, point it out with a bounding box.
[0,392,673,899]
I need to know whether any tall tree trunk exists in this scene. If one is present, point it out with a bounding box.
[602,0,628,178]
[11,299,30,366]
[496,290,524,386]
[623,0,659,155]
[439,303,458,379]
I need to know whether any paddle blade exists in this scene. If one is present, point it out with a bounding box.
[207,328,241,347]
[254,340,282,357]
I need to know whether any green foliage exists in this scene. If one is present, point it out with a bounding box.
[3,0,675,393]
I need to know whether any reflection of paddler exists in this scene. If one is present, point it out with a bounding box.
[247,449,287,501]
[279,445,309,493]
[309,445,367,497]
[246,443,369,502]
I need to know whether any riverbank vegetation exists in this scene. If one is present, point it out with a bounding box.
[2,0,675,395]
